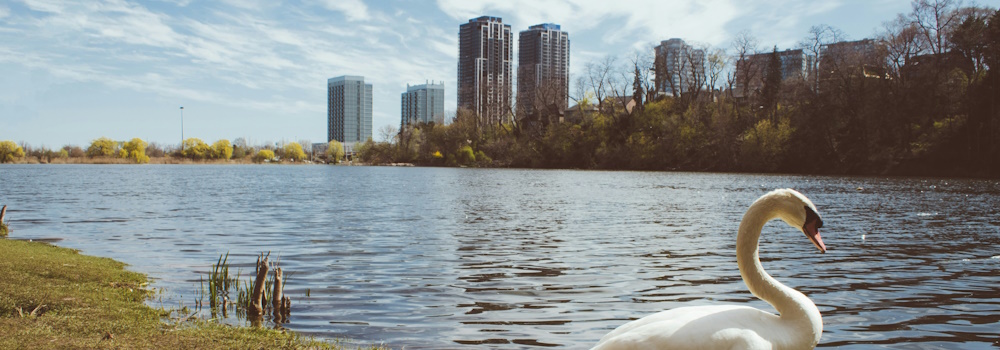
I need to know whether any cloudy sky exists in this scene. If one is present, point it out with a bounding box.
[1,0,916,149]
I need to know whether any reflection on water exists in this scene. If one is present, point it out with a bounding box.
[1,164,999,348]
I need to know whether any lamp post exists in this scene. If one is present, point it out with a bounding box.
[180,106,184,151]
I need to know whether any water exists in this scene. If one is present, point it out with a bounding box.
[1,164,998,349]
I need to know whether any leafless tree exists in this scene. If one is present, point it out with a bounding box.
[705,47,729,100]
[910,0,962,55]
[729,30,761,100]
[879,14,927,81]
[799,25,846,90]
[584,55,617,114]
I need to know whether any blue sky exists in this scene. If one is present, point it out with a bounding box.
[0,0,917,149]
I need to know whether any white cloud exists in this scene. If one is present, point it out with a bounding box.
[320,0,371,22]
[0,5,9,19]
[435,0,740,46]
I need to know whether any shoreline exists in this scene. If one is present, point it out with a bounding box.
[0,238,384,349]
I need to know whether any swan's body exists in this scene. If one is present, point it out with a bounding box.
[593,189,827,350]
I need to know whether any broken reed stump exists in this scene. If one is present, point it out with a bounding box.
[249,253,269,316]
[271,267,283,320]
[1,205,8,238]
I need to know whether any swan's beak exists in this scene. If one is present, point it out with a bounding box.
[803,220,826,253]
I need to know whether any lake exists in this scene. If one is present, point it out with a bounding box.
[1,164,998,349]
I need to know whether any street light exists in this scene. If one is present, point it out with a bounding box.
[180,106,184,151]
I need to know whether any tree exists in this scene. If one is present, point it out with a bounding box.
[760,46,784,119]
[181,138,210,159]
[283,142,306,162]
[455,145,476,165]
[0,140,25,163]
[87,137,117,157]
[911,0,962,55]
[122,138,150,164]
[253,149,275,163]
[325,140,345,163]
[212,139,233,160]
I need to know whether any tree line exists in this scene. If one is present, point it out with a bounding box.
[0,137,347,164]
[358,1,999,177]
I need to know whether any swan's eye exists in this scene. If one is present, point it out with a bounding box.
[804,206,822,228]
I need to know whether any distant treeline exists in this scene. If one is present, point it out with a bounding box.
[358,2,1000,178]
[0,137,346,164]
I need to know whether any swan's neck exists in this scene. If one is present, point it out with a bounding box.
[736,198,823,339]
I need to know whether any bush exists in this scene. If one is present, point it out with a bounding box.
[86,137,117,157]
[283,142,306,162]
[456,145,476,165]
[0,141,25,163]
[253,149,275,163]
[122,138,150,164]
[325,140,345,164]
[212,139,233,160]
[181,138,211,160]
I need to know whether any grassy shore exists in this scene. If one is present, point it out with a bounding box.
[0,239,382,349]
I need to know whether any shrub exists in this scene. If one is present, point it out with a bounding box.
[325,140,345,164]
[181,138,211,160]
[283,142,307,162]
[456,145,476,165]
[0,141,25,163]
[86,137,117,157]
[253,149,275,163]
[212,139,233,160]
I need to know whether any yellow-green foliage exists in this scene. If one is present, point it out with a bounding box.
[455,145,475,165]
[741,117,794,171]
[0,141,25,163]
[181,138,211,159]
[0,240,367,349]
[121,138,150,164]
[212,139,233,160]
[326,140,345,164]
[253,149,275,163]
[57,149,69,159]
[86,137,117,157]
[283,142,307,162]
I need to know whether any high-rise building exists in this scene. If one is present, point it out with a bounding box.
[328,75,372,149]
[733,49,816,96]
[517,23,570,119]
[401,81,445,127]
[458,16,513,126]
[654,38,705,97]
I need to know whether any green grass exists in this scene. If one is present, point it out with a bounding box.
[0,239,387,349]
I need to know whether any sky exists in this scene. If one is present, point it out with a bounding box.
[0,0,921,149]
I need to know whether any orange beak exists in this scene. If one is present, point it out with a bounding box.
[803,220,826,253]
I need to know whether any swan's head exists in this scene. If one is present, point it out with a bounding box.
[769,189,826,253]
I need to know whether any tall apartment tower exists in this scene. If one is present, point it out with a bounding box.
[458,16,513,126]
[401,81,445,127]
[517,23,570,119]
[654,38,705,97]
[328,75,373,147]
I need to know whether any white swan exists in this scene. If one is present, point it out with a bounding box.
[593,188,827,350]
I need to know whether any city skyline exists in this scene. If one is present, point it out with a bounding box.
[1,0,917,148]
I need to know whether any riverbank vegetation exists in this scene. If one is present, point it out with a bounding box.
[1,137,326,165]
[0,239,382,349]
[357,2,999,178]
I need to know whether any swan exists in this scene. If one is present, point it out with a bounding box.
[593,188,827,350]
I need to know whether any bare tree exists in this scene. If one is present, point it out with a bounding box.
[880,14,927,80]
[910,0,962,55]
[705,47,729,100]
[730,30,761,100]
[799,25,846,90]
[584,55,617,114]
